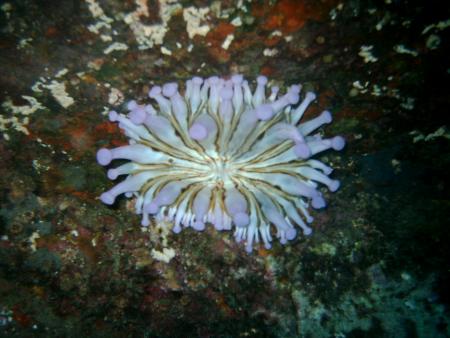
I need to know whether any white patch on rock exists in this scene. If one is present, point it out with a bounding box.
[17,38,33,50]
[30,69,74,108]
[400,97,415,110]
[426,34,440,50]
[393,44,418,57]
[32,159,50,173]
[263,48,279,57]
[123,0,181,50]
[103,42,128,54]
[85,0,113,40]
[1,96,44,139]
[100,34,113,42]
[269,30,282,37]
[108,87,124,105]
[422,19,450,35]
[358,45,378,63]
[221,34,234,50]
[29,231,40,252]
[55,68,69,78]
[352,80,369,94]
[183,6,210,39]
[161,46,172,55]
[231,16,242,27]
[410,127,450,143]
[151,247,176,263]
[45,81,75,108]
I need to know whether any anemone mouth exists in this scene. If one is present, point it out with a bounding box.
[96,75,345,252]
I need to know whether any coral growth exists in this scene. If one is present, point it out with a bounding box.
[97,75,345,252]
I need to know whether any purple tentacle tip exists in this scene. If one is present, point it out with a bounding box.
[311,195,326,209]
[303,227,312,235]
[97,148,112,166]
[208,76,219,85]
[107,169,118,180]
[294,142,311,159]
[290,84,301,93]
[148,86,161,98]
[322,110,332,124]
[306,92,316,101]
[192,76,203,85]
[193,221,205,231]
[287,91,300,105]
[255,104,274,120]
[100,192,115,205]
[332,136,346,151]
[108,110,119,122]
[257,75,268,85]
[128,107,146,125]
[286,228,297,241]
[145,202,159,215]
[231,74,243,84]
[162,83,178,97]
[234,212,250,227]
[127,100,138,110]
[189,123,208,140]
[329,180,340,192]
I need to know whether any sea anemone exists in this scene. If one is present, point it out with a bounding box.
[96,75,345,252]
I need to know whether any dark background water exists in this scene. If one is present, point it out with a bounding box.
[0,0,449,337]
